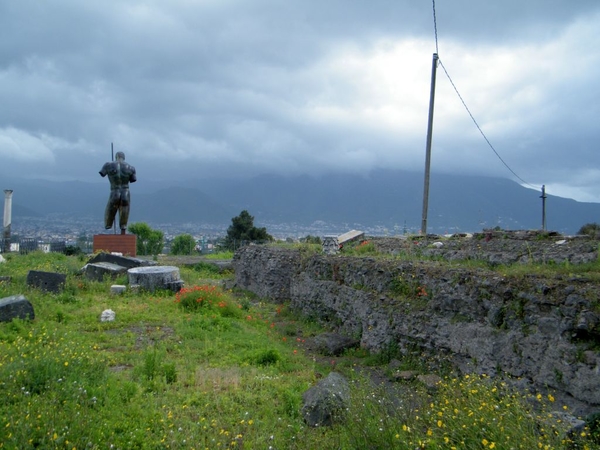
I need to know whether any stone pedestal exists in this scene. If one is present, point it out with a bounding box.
[128,266,183,292]
[93,234,136,257]
[83,262,128,281]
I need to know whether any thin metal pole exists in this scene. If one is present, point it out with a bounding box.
[421,53,439,235]
[540,185,547,231]
[3,190,13,253]
[111,143,117,235]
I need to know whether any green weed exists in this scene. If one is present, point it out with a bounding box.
[0,252,598,449]
[340,373,595,449]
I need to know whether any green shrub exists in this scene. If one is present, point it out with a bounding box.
[342,373,594,449]
[578,222,600,238]
[175,285,242,318]
[389,275,427,299]
[253,349,281,366]
[343,240,378,255]
[192,261,222,275]
[175,285,225,312]
[170,234,196,255]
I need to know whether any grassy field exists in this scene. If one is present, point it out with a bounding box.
[0,251,598,449]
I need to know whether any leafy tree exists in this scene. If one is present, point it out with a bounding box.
[577,223,600,238]
[128,222,164,255]
[64,245,83,256]
[223,210,273,250]
[302,235,322,245]
[171,234,196,255]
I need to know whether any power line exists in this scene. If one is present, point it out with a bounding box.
[430,0,537,190]
[438,59,537,189]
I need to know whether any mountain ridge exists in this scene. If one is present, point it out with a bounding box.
[3,170,599,235]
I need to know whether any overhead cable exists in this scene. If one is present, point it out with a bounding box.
[437,60,537,189]
[430,0,537,189]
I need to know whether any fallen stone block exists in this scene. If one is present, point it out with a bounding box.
[87,252,156,269]
[392,370,418,382]
[164,280,185,293]
[0,276,11,284]
[547,411,586,438]
[128,266,182,293]
[302,372,350,427]
[417,374,442,391]
[83,262,128,282]
[337,230,364,246]
[110,285,127,295]
[322,230,364,254]
[310,332,360,356]
[26,270,66,294]
[0,295,35,322]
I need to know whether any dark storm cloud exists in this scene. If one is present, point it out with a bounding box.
[0,0,599,201]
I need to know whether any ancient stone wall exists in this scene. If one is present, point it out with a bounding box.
[233,235,600,415]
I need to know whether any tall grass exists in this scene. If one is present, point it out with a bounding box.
[340,373,591,449]
[0,252,597,449]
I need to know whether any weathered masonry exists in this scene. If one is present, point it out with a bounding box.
[233,234,600,416]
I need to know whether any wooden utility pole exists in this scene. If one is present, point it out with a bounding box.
[540,185,547,231]
[421,53,439,235]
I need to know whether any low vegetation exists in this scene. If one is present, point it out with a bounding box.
[170,234,197,255]
[128,222,165,256]
[578,223,600,239]
[336,236,600,282]
[0,251,598,448]
[223,210,273,251]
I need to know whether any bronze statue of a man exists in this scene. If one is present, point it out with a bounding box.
[99,151,137,234]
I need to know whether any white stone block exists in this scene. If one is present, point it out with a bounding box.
[100,309,116,322]
[110,285,127,295]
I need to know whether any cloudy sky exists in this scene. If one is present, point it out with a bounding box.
[1,0,599,202]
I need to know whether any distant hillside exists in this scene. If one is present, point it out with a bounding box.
[193,170,600,234]
[3,170,600,234]
[12,204,41,218]
[133,187,234,224]
[1,178,105,217]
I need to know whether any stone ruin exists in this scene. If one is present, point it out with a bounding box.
[0,295,35,323]
[322,230,364,255]
[81,253,184,293]
[233,230,600,417]
[1,252,186,325]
